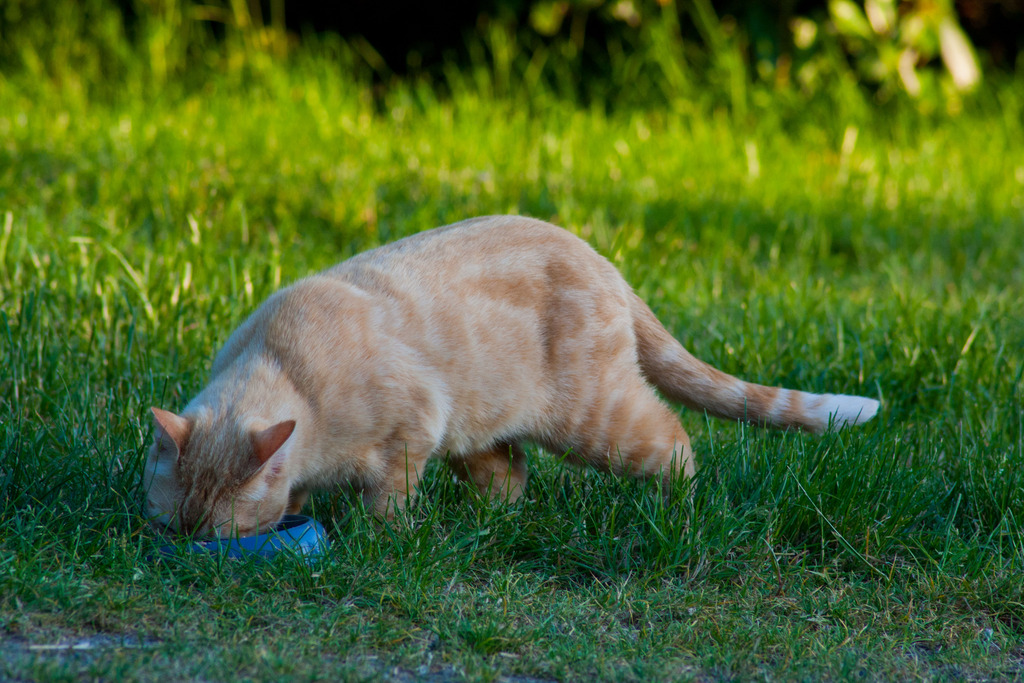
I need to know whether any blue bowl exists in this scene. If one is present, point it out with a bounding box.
[157,515,330,562]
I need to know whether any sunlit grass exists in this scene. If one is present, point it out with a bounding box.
[2,5,1024,680]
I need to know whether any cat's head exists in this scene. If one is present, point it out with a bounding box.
[143,407,296,538]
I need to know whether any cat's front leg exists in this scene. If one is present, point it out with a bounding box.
[361,447,432,519]
[448,442,528,503]
[286,488,309,515]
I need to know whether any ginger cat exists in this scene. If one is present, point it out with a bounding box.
[145,216,879,538]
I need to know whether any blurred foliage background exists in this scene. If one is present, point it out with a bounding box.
[1,0,1020,116]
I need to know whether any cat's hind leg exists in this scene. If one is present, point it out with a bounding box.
[566,380,695,483]
[449,442,529,503]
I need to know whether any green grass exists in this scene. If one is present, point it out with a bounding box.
[3,14,1024,682]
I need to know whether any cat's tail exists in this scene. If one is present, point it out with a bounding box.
[631,295,879,434]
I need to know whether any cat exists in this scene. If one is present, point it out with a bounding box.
[144,215,879,538]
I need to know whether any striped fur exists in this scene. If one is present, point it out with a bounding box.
[144,216,879,538]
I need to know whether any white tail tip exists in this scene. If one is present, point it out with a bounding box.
[812,394,880,432]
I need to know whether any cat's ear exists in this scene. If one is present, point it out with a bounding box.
[150,407,190,458]
[252,420,296,467]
